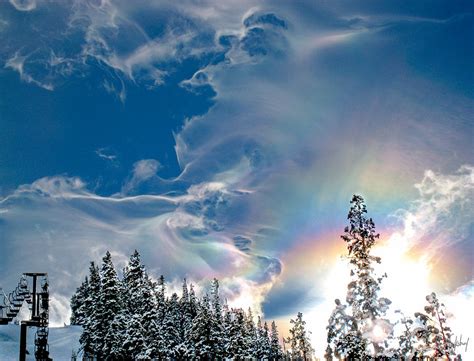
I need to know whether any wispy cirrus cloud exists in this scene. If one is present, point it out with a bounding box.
[121,159,161,195]
[390,165,473,256]
[5,51,54,90]
[1,0,291,99]
[95,147,118,162]
[9,0,36,12]
[0,162,282,325]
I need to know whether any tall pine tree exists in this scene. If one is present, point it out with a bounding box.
[326,195,392,359]
[189,293,214,358]
[70,275,88,325]
[287,312,313,360]
[79,262,101,358]
[99,251,123,357]
[210,278,224,358]
[270,320,283,360]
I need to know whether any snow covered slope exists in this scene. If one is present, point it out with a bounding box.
[0,324,82,360]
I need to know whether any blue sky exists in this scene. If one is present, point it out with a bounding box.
[0,0,473,353]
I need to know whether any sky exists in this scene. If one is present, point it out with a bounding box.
[0,0,473,357]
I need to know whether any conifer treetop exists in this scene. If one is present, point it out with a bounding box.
[341,194,380,264]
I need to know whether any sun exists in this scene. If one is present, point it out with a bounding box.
[303,231,436,359]
[374,232,433,315]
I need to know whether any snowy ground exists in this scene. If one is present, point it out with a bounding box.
[0,324,82,361]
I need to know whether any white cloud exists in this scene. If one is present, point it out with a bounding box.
[121,159,161,194]
[16,176,88,198]
[67,0,217,97]
[133,159,161,179]
[390,165,473,255]
[49,294,72,327]
[5,52,54,91]
[95,147,118,163]
[2,0,291,94]
[9,0,36,12]
[0,171,281,324]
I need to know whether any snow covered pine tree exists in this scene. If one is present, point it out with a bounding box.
[286,312,314,360]
[326,195,393,359]
[99,251,124,357]
[122,250,158,359]
[78,262,101,359]
[270,320,284,359]
[70,275,89,326]
[411,292,460,359]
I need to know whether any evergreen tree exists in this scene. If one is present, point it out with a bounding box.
[287,312,313,361]
[99,251,123,357]
[70,275,88,325]
[155,274,166,323]
[222,303,233,357]
[325,298,366,360]
[245,307,257,356]
[179,278,195,357]
[162,293,183,358]
[180,278,190,308]
[255,316,270,358]
[148,275,167,359]
[180,282,199,358]
[210,278,224,357]
[79,262,101,359]
[189,293,214,358]
[123,313,147,359]
[262,321,272,358]
[270,321,283,360]
[141,273,158,354]
[228,308,249,359]
[394,310,416,359]
[411,292,459,359]
[326,195,392,358]
[282,337,290,360]
[189,283,198,318]
[103,310,128,360]
[122,250,145,313]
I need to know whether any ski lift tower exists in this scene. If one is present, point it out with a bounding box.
[0,273,51,361]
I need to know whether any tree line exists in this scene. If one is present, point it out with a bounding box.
[71,195,463,360]
[70,251,313,360]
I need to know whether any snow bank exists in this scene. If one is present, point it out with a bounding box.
[0,324,82,360]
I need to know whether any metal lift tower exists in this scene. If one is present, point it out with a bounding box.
[0,273,51,361]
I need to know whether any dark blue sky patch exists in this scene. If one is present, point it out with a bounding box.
[392,14,474,96]
[0,55,216,195]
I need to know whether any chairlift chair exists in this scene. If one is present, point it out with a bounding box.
[0,305,11,324]
[19,277,28,289]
